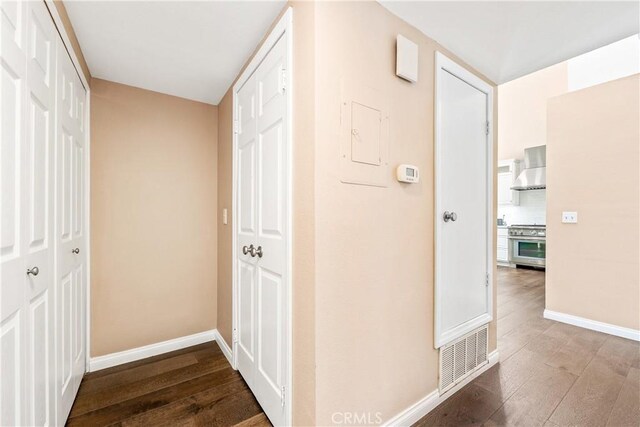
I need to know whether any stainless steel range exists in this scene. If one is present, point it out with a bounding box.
[508,224,546,268]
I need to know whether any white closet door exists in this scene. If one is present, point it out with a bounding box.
[1,1,57,425]
[55,38,87,424]
[0,1,28,424]
[235,32,289,426]
[236,70,258,385]
[253,33,288,425]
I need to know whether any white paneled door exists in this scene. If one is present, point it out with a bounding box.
[0,1,87,425]
[55,37,87,424]
[435,52,493,348]
[235,30,289,426]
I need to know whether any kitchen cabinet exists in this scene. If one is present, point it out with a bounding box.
[497,227,509,264]
[498,159,520,205]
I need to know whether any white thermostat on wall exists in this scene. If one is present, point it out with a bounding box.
[396,164,420,183]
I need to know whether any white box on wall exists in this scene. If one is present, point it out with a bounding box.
[396,35,418,83]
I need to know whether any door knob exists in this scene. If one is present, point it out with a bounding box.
[443,211,458,222]
[26,266,39,276]
[72,248,80,254]
[243,244,254,255]
[250,246,263,258]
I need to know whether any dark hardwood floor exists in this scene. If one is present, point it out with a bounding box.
[69,267,639,426]
[66,342,270,426]
[415,266,640,427]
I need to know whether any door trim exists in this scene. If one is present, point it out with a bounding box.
[434,51,494,349]
[231,7,293,424]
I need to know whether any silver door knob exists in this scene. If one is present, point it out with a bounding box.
[243,244,254,255]
[250,246,263,258]
[443,211,458,222]
[26,266,39,276]
[72,248,80,254]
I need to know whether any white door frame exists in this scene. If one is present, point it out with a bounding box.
[43,0,92,369]
[434,51,494,349]
[231,7,293,424]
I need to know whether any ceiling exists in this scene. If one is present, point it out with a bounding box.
[379,1,639,84]
[65,1,286,105]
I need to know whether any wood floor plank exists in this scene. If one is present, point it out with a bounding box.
[119,380,262,426]
[594,335,640,378]
[67,367,240,426]
[606,367,640,427]
[70,350,230,417]
[415,383,503,426]
[82,342,219,381]
[473,347,545,400]
[544,336,600,376]
[485,364,577,426]
[233,413,272,427]
[549,354,626,427]
[78,353,200,395]
[68,341,267,426]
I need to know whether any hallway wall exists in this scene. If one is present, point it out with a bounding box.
[546,74,640,331]
[90,79,219,356]
[313,2,497,424]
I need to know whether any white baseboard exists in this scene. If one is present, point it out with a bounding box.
[89,329,217,372]
[213,329,234,367]
[544,309,640,342]
[383,350,499,426]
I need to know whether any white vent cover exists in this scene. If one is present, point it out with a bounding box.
[439,325,488,393]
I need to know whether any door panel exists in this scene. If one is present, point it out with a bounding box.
[56,37,87,423]
[28,290,50,426]
[24,2,56,425]
[436,54,492,348]
[257,268,281,390]
[0,312,21,427]
[0,0,27,423]
[235,32,289,426]
[236,71,259,385]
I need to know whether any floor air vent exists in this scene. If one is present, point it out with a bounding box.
[439,325,488,393]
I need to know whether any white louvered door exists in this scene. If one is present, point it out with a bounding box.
[0,1,87,425]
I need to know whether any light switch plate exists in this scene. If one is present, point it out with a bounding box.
[562,211,578,223]
[223,208,228,225]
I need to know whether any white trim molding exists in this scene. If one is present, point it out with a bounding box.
[213,329,234,367]
[89,329,217,372]
[383,350,499,427]
[544,309,640,342]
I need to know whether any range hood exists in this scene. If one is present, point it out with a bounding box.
[511,145,546,191]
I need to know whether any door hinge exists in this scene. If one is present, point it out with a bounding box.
[485,273,490,287]
[281,386,286,407]
[232,329,238,344]
[233,120,239,135]
[280,68,287,94]
[485,121,490,136]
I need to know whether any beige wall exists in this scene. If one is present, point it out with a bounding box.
[216,2,317,424]
[546,74,640,330]
[91,79,218,356]
[216,1,496,424]
[51,0,91,84]
[313,2,496,424]
[498,62,567,160]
